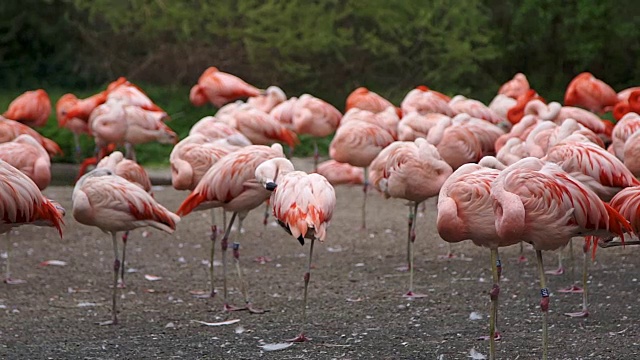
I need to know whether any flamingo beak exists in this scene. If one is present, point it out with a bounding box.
[266,182,277,191]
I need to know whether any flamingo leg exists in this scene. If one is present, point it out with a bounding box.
[124,143,137,162]
[565,241,589,318]
[222,212,248,312]
[232,242,266,314]
[545,250,564,276]
[73,132,82,164]
[287,238,315,342]
[403,202,426,299]
[535,250,550,360]
[361,167,369,230]
[313,140,319,173]
[255,200,272,264]
[488,248,502,359]
[118,231,129,288]
[517,242,527,263]
[3,232,24,285]
[99,232,120,326]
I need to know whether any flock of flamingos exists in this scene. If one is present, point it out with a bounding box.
[2,68,640,359]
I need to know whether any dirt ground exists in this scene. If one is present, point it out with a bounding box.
[1,158,639,360]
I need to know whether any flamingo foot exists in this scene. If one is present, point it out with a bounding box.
[557,284,583,293]
[286,333,311,342]
[477,331,502,341]
[117,280,126,289]
[564,309,589,318]
[516,255,528,263]
[395,265,410,272]
[246,304,268,314]
[224,303,249,312]
[402,291,428,299]
[254,256,272,264]
[96,320,117,326]
[437,253,457,260]
[4,278,26,285]
[190,289,216,298]
[545,267,564,276]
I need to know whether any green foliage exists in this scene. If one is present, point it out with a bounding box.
[2,0,640,165]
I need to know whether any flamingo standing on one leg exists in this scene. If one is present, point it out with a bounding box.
[437,159,513,359]
[369,138,453,297]
[176,144,285,312]
[72,168,180,325]
[0,160,64,284]
[329,120,394,230]
[542,135,640,316]
[0,117,62,157]
[255,158,336,342]
[490,157,631,360]
[564,72,618,114]
[95,151,153,288]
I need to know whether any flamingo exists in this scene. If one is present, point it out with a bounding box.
[329,120,395,229]
[72,168,179,325]
[106,78,165,113]
[56,94,90,163]
[190,66,262,108]
[255,158,336,342]
[345,87,400,116]
[1,159,64,284]
[0,134,51,190]
[498,73,530,99]
[425,116,483,171]
[608,186,640,244]
[506,90,545,124]
[369,138,453,296]
[397,112,450,141]
[490,157,631,360]
[270,97,299,131]
[437,160,510,359]
[170,134,243,295]
[400,86,456,116]
[541,135,640,316]
[488,94,517,123]
[247,86,287,113]
[315,160,364,186]
[448,95,504,125]
[3,89,51,128]
[622,130,640,177]
[292,94,342,170]
[95,151,153,288]
[0,117,62,157]
[176,144,285,311]
[610,112,640,160]
[217,104,299,149]
[340,107,399,140]
[564,72,618,114]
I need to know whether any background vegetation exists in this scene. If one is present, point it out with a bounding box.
[2,0,639,165]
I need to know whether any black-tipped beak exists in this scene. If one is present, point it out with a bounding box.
[297,235,305,246]
[266,182,277,191]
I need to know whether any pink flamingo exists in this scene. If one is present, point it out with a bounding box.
[488,94,517,122]
[541,135,640,315]
[329,120,395,229]
[96,151,153,287]
[255,158,336,342]
[72,167,179,325]
[448,95,503,125]
[176,144,285,311]
[315,160,364,186]
[106,78,165,113]
[247,86,287,113]
[564,72,618,114]
[0,134,51,190]
[292,94,342,170]
[400,86,456,116]
[190,67,262,108]
[498,73,530,99]
[1,159,64,284]
[370,138,453,296]
[437,160,510,358]
[608,186,640,244]
[341,107,399,140]
[425,116,483,170]
[269,97,298,131]
[397,112,450,141]
[490,157,631,360]
[610,112,640,160]
[0,117,62,157]
[218,104,299,149]
[345,87,401,116]
[3,89,51,128]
